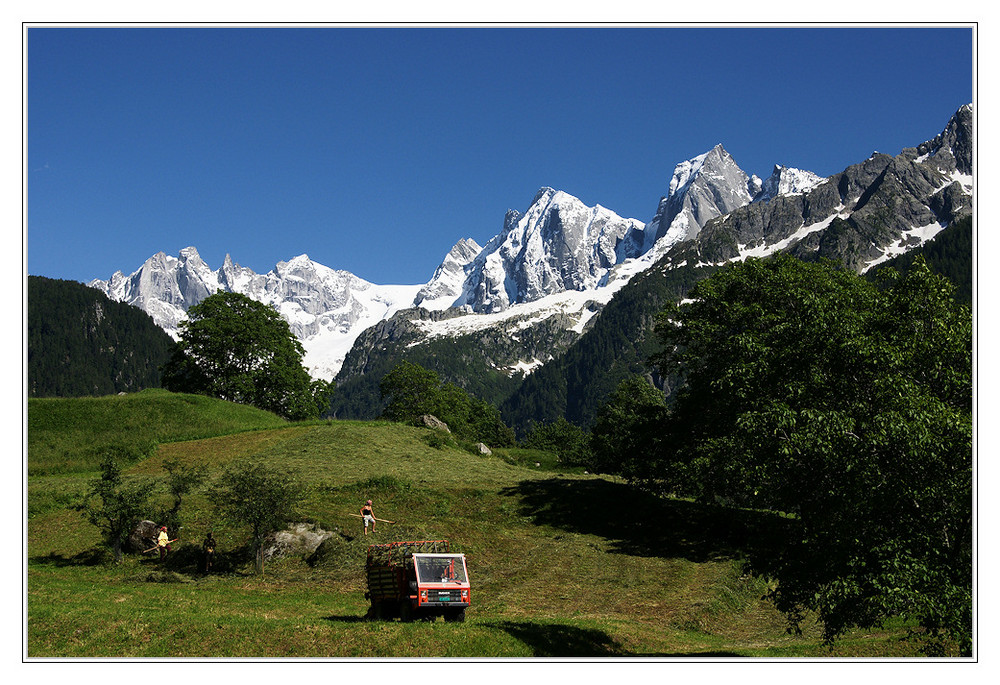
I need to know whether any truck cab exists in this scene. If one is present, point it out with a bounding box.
[412,553,471,619]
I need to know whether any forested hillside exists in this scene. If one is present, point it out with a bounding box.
[331,330,525,420]
[502,216,973,433]
[27,276,176,397]
[867,216,972,304]
[500,263,717,432]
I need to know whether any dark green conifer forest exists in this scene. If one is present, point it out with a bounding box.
[867,215,972,304]
[27,276,176,397]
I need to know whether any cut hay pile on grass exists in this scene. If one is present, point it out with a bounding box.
[263,522,336,562]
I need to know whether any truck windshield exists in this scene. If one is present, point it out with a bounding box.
[414,555,468,584]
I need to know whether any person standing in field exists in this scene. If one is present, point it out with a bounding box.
[202,530,216,572]
[360,499,376,536]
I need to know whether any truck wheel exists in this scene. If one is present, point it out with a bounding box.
[444,607,466,623]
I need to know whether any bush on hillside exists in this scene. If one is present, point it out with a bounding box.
[379,361,516,446]
[78,455,157,563]
[521,417,591,466]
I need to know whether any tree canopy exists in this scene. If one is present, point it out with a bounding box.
[521,417,592,466]
[161,291,332,420]
[587,375,667,476]
[647,255,972,655]
[208,460,304,575]
[379,361,515,446]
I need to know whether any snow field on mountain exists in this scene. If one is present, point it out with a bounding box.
[861,221,948,273]
[300,282,422,380]
[87,105,972,386]
[734,208,849,263]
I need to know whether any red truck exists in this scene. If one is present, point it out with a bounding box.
[365,540,471,622]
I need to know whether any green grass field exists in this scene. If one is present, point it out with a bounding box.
[26,391,949,658]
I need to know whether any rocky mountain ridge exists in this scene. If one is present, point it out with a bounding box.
[666,104,972,273]
[88,104,972,393]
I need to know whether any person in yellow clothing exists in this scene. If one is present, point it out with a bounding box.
[157,526,172,561]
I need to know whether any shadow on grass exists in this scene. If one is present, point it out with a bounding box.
[29,545,253,577]
[499,477,791,563]
[29,549,109,567]
[482,620,624,657]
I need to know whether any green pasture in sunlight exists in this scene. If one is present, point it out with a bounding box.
[26,392,951,658]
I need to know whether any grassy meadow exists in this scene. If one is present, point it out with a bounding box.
[26,390,944,658]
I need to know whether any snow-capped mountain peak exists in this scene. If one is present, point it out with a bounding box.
[645,143,755,253]
[90,249,421,381]
[669,103,973,274]
[752,165,825,202]
[452,187,647,314]
[668,146,715,197]
[415,237,484,310]
[85,152,826,383]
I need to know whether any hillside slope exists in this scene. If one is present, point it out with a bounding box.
[26,392,949,657]
[27,389,290,475]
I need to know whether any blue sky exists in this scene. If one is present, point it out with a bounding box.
[27,26,974,286]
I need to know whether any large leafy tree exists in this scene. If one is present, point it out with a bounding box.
[161,291,332,420]
[587,375,667,477]
[380,360,445,422]
[650,255,972,655]
[521,417,592,466]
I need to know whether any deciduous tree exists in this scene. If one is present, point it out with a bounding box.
[79,453,156,563]
[161,291,332,420]
[159,458,207,534]
[588,375,667,477]
[522,417,591,466]
[650,255,972,655]
[379,361,515,446]
[209,460,304,575]
[379,361,443,422]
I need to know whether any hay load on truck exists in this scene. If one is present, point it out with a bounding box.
[365,540,470,622]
